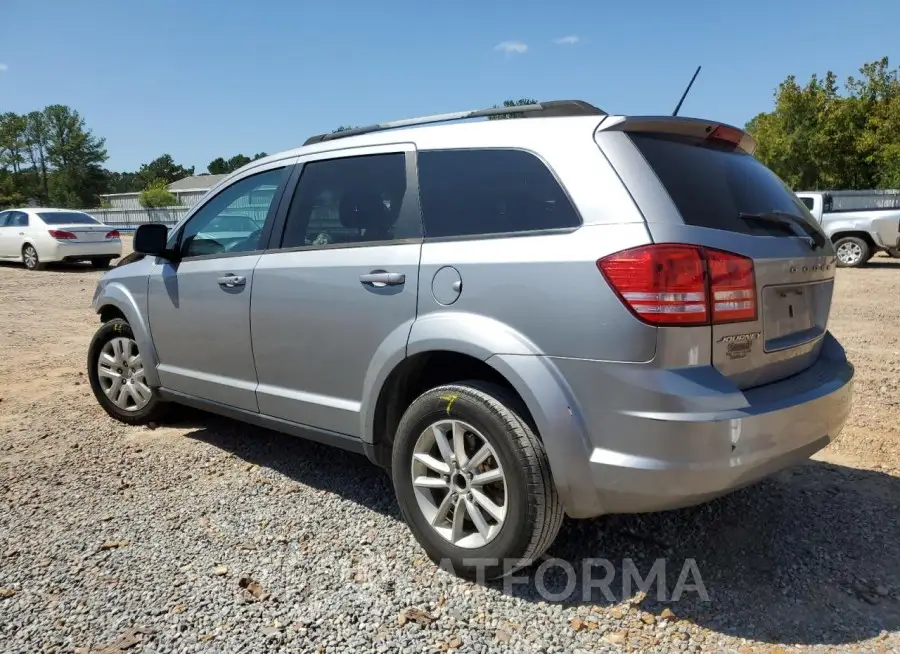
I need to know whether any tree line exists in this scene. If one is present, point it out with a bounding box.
[2,57,897,211]
[0,109,270,209]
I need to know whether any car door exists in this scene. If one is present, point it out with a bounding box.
[0,212,13,257]
[251,144,422,436]
[146,161,294,411]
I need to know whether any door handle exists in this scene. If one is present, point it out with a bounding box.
[359,271,406,287]
[217,274,246,288]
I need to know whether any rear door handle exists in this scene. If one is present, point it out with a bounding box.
[217,274,246,288]
[359,272,406,287]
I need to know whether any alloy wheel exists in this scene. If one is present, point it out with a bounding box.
[97,337,152,411]
[410,419,508,549]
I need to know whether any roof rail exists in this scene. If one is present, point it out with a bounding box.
[303,99,606,146]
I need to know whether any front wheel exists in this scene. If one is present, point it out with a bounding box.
[834,236,870,268]
[391,382,563,580]
[87,318,168,425]
[886,247,900,259]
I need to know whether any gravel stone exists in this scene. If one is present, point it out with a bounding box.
[0,240,898,652]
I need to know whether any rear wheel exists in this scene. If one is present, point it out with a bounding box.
[91,257,113,270]
[391,381,563,580]
[834,236,870,268]
[87,318,167,425]
[22,244,44,271]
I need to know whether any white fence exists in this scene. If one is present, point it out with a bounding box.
[85,207,190,231]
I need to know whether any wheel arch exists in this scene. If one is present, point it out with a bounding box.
[94,282,161,387]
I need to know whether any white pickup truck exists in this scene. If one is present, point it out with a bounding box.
[796,190,900,267]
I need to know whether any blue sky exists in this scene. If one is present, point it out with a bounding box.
[1,0,897,172]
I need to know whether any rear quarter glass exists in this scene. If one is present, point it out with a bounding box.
[628,133,816,237]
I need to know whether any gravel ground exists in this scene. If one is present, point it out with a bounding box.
[0,242,898,653]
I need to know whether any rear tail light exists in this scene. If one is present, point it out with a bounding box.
[48,230,76,240]
[106,230,120,239]
[597,244,757,326]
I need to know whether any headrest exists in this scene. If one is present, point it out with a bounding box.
[339,187,391,231]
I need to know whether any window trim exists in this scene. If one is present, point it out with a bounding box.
[415,146,583,242]
[265,142,423,254]
[167,161,296,263]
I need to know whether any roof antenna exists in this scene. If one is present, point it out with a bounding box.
[672,65,701,116]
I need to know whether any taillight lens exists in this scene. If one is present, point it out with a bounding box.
[597,244,757,326]
[48,230,76,240]
[706,249,756,323]
[106,230,120,239]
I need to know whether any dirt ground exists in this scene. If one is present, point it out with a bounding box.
[0,238,898,653]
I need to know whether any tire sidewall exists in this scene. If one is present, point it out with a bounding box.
[392,386,533,577]
[87,319,161,422]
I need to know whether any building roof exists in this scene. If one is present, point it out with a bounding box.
[166,174,228,192]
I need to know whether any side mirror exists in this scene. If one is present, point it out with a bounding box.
[134,223,172,258]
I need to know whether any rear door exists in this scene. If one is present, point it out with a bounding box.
[0,212,17,257]
[250,144,422,437]
[597,120,835,389]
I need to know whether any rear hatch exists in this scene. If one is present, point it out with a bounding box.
[597,118,835,389]
[40,211,115,243]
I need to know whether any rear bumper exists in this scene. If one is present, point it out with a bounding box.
[43,240,122,262]
[543,332,854,517]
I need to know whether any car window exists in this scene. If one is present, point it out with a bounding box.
[280,153,417,249]
[179,168,284,258]
[0,212,9,226]
[9,212,29,227]
[800,197,815,211]
[38,212,99,225]
[417,149,581,239]
[628,132,817,237]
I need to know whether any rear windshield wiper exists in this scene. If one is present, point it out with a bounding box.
[738,211,827,249]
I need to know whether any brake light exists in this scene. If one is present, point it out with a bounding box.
[597,244,757,326]
[48,230,76,240]
[106,230,120,239]
[707,125,744,147]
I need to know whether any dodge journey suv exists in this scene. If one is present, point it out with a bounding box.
[88,100,854,579]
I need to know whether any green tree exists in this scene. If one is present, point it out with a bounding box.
[43,104,109,207]
[24,111,51,204]
[136,154,194,188]
[488,98,539,120]
[207,152,268,175]
[748,57,900,190]
[139,179,179,208]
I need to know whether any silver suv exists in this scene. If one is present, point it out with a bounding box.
[88,100,854,579]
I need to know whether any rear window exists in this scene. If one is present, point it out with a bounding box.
[417,149,581,238]
[629,133,816,236]
[39,211,99,225]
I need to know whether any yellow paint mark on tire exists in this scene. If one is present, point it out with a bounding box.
[439,393,459,415]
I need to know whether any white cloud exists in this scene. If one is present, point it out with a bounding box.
[494,41,528,55]
[553,35,580,45]
[0,63,8,72]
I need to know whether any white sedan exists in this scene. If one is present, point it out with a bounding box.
[0,208,122,270]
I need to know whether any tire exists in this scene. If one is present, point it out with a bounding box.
[887,247,900,259]
[87,318,168,425]
[22,244,44,271]
[834,236,870,268]
[90,257,114,270]
[391,381,563,580]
